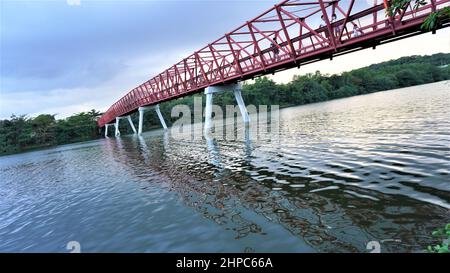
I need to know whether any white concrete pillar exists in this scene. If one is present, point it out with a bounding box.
[138,109,144,135]
[105,123,115,138]
[155,104,168,130]
[127,115,137,134]
[115,115,136,136]
[204,89,214,134]
[115,118,120,137]
[204,83,249,135]
[233,84,250,124]
[138,104,167,134]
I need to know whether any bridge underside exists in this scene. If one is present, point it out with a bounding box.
[98,0,450,128]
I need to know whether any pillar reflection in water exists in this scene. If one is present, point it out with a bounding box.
[102,85,450,252]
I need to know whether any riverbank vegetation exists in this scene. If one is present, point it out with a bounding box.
[427,223,450,253]
[1,53,449,155]
[0,110,101,155]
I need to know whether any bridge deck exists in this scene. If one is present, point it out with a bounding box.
[98,0,450,127]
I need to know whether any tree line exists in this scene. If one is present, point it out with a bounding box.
[0,110,101,155]
[1,53,449,155]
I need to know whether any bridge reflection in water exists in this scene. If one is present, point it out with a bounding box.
[101,117,449,252]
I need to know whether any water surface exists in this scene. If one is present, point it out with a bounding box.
[1,81,449,252]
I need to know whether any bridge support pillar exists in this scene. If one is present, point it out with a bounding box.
[204,82,249,134]
[104,123,116,137]
[138,108,145,135]
[127,115,137,134]
[204,90,214,134]
[115,115,137,137]
[115,118,120,137]
[233,86,250,124]
[138,104,167,135]
[155,105,168,130]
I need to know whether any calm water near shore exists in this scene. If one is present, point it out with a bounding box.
[1,81,449,252]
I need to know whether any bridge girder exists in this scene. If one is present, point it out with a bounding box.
[98,0,450,127]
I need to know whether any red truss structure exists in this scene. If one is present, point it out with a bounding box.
[98,0,450,127]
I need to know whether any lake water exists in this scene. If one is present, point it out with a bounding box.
[1,81,449,253]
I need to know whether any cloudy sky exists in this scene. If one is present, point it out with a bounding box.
[1,0,449,119]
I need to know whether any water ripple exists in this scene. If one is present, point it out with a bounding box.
[0,81,449,252]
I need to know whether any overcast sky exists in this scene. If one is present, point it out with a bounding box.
[1,0,449,119]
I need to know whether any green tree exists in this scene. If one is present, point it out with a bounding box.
[31,114,56,145]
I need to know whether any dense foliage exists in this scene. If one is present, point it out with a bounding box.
[427,223,450,253]
[0,110,101,155]
[387,0,450,31]
[1,53,449,155]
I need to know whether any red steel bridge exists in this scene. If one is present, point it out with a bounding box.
[98,0,450,128]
